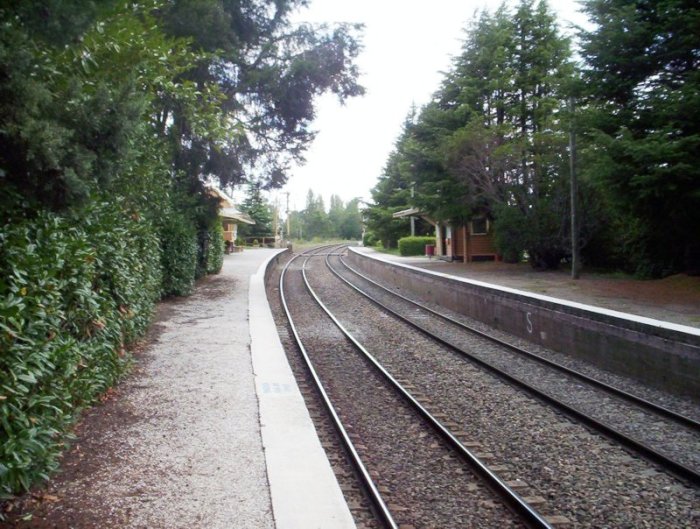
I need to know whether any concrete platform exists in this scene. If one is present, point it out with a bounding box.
[348,247,700,398]
[249,250,356,529]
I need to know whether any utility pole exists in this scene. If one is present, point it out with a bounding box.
[272,197,279,246]
[410,182,416,237]
[285,191,290,240]
[569,96,580,279]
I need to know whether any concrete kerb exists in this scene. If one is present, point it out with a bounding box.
[249,250,356,529]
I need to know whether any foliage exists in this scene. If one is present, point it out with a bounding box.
[0,203,161,496]
[365,114,419,248]
[160,212,198,297]
[578,0,700,276]
[0,1,206,214]
[206,221,225,275]
[362,231,379,247]
[492,205,527,263]
[0,0,365,497]
[366,0,577,268]
[160,0,365,190]
[328,195,345,238]
[287,191,364,241]
[438,0,575,268]
[368,0,699,276]
[301,190,331,240]
[238,182,273,238]
[337,198,364,240]
[398,236,436,257]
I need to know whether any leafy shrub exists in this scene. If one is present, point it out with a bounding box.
[398,236,436,256]
[493,206,527,263]
[0,202,161,495]
[362,231,378,247]
[206,221,224,274]
[195,230,209,280]
[160,212,197,297]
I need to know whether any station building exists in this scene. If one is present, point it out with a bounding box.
[393,207,501,262]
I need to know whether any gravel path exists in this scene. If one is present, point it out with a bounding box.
[2,251,277,529]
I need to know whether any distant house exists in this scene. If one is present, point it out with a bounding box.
[207,187,255,251]
[393,208,500,262]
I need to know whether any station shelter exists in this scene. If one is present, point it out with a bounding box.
[393,208,500,262]
[207,187,255,251]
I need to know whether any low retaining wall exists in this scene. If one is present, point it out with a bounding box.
[264,247,291,285]
[347,248,700,400]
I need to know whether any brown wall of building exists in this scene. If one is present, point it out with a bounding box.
[451,225,499,261]
[454,226,464,257]
[469,233,497,257]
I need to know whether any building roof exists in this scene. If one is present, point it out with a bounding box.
[221,207,255,225]
[207,185,255,225]
[208,186,235,207]
[392,207,422,218]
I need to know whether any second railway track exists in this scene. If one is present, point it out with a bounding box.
[325,251,700,484]
[271,245,698,529]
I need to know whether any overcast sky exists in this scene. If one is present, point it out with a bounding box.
[265,0,587,212]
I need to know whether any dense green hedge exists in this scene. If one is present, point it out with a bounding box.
[0,203,161,495]
[398,236,436,256]
[206,221,225,275]
[160,213,198,297]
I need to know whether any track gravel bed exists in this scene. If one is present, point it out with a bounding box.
[282,253,525,529]
[330,256,700,474]
[302,250,698,529]
[340,256,700,423]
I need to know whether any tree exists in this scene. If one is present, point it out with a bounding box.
[0,1,362,495]
[301,189,330,239]
[445,0,575,268]
[365,114,416,248]
[159,0,364,191]
[339,198,363,240]
[579,0,700,276]
[328,194,345,236]
[239,182,273,238]
[0,1,158,213]
[372,1,577,268]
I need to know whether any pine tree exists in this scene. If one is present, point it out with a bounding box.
[301,190,330,240]
[579,0,700,276]
[394,1,576,267]
[239,183,273,238]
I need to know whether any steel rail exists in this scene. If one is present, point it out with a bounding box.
[325,252,700,487]
[300,253,555,529]
[337,255,700,432]
[279,247,399,529]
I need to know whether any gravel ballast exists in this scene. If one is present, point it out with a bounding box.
[299,251,699,529]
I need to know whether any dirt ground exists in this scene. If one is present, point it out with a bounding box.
[0,307,172,528]
[407,259,700,328]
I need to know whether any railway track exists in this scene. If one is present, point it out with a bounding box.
[324,250,700,486]
[279,245,554,529]
[270,245,698,528]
